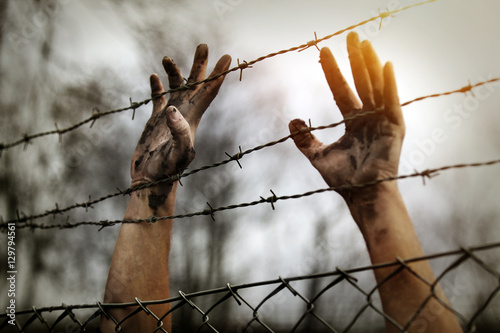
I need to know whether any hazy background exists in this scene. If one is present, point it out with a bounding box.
[1,0,500,331]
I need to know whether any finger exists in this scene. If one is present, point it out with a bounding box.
[187,44,208,84]
[188,53,232,127]
[347,32,375,110]
[167,105,192,142]
[383,62,404,127]
[150,74,167,114]
[200,53,232,103]
[162,56,184,89]
[144,106,194,177]
[288,119,324,160]
[360,40,384,109]
[166,106,195,168]
[319,47,362,117]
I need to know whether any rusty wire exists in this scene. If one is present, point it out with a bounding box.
[1,242,499,332]
[2,77,498,230]
[0,0,436,156]
[2,157,500,231]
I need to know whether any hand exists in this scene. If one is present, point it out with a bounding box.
[289,32,405,203]
[131,44,231,187]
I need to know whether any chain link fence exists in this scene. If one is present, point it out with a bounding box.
[2,243,499,332]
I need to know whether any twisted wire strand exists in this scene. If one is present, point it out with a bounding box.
[3,158,500,231]
[0,0,436,155]
[2,77,498,228]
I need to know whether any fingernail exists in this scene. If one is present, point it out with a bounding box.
[168,106,182,121]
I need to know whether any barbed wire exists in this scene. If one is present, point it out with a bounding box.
[2,242,499,332]
[0,0,436,156]
[2,77,498,230]
[3,157,500,231]
[2,2,499,332]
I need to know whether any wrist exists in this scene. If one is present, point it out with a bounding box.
[343,181,401,226]
[343,178,398,203]
[126,182,178,219]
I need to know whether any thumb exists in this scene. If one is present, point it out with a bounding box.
[288,119,324,160]
[167,106,195,169]
[167,106,191,140]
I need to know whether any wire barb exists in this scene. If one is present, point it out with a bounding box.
[377,7,395,30]
[90,107,101,128]
[418,168,437,185]
[129,97,138,120]
[237,58,252,81]
[22,134,30,150]
[225,146,244,169]
[54,123,63,143]
[299,31,321,52]
[2,158,500,231]
[205,202,216,221]
[260,189,278,210]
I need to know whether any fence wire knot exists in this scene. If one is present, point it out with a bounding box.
[335,266,359,283]
[129,97,141,120]
[299,31,321,52]
[205,202,216,221]
[279,276,298,296]
[32,306,49,328]
[54,123,63,143]
[261,190,277,210]
[90,107,101,128]
[22,134,31,150]
[225,146,244,169]
[419,169,437,185]
[459,80,476,97]
[135,298,152,316]
[226,283,242,306]
[178,290,196,309]
[308,119,315,139]
[84,196,93,212]
[378,7,395,29]
[237,59,252,81]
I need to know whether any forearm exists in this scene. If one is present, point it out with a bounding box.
[100,183,176,332]
[347,182,424,261]
[346,182,462,332]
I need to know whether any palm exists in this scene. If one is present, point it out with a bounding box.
[314,114,402,186]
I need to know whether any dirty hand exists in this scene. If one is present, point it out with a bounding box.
[289,32,405,203]
[130,44,231,187]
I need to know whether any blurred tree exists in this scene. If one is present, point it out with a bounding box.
[0,1,242,330]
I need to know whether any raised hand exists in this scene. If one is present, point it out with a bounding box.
[130,44,231,187]
[289,32,405,203]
